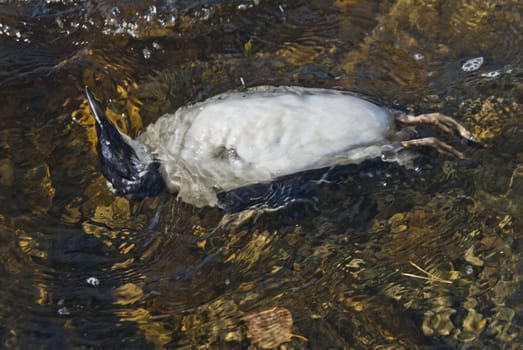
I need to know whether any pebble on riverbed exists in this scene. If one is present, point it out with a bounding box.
[243,307,306,349]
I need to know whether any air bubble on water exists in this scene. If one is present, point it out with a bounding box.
[0,24,10,36]
[481,70,500,78]
[413,53,424,61]
[110,7,120,17]
[142,47,151,59]
[166,15,176,26]
[194,7,212,21]
[86,277,100,286]
[58,307,71,316]
[152,41,161,50]
[148,5,157,15]
[464,265,474,275]
[57,298,71,315]
[461,57,484,72]
[238,1,260,10]
[56,17,64,28]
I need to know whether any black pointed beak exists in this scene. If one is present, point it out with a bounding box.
[85,87,111,131]
[85,87,125,146]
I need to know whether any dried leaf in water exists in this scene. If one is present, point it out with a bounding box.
[243,307,302,349]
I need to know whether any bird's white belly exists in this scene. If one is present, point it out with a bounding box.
[139,86,393,207]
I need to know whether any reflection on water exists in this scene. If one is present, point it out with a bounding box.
[1,0,523,348]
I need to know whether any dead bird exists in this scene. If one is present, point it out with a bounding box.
[85,86,475,210]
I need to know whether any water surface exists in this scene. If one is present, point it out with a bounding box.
[1,0,522,348]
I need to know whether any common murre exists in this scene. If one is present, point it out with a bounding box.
[85,86,474,210]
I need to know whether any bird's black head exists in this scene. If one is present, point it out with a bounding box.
[85,87,165,200]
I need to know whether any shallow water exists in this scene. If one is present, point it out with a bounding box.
[1,0,523,349]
